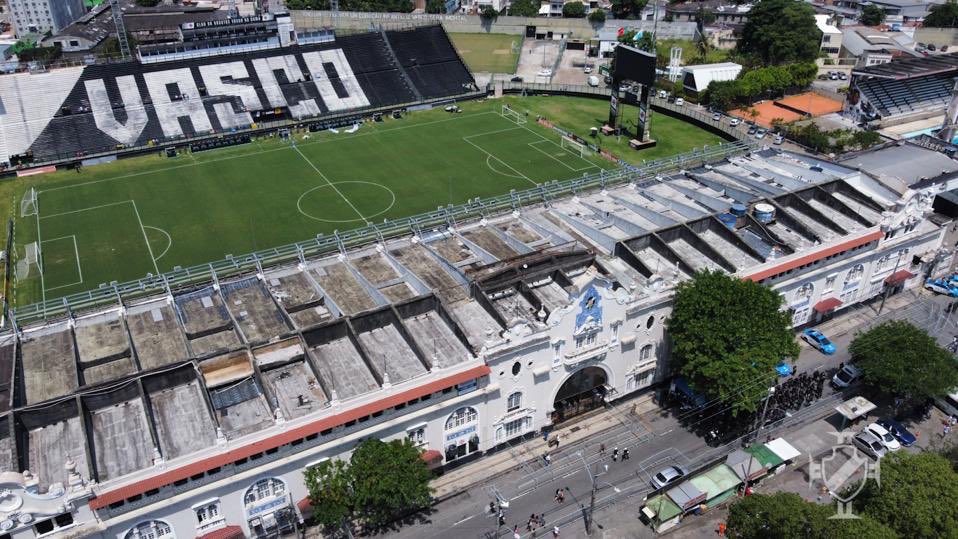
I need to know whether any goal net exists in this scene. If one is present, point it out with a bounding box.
[560,136,589,158]
[16,241,41,280]
[20,188,37,218]
[501,105,527,125]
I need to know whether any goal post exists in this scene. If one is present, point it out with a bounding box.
[16,241,41,280]
[501,105,527,125]
[20,188,37,218]
[560,136,589,158]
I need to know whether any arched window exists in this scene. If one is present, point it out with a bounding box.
[244,477,286,506]
[795,283,814,301]
[125,520,174,539]
[507,392,522,412]
[445,407,478,430]
[845,264,864,284]
[640,344,654,361]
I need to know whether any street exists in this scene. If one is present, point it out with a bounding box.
[375,289,958,539]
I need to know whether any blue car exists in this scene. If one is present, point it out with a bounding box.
[925,278,958,297]
[776,361,794,377]
[876,418,917,447]
[802,328,836,355]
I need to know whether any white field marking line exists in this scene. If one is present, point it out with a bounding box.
[41,111,499,194]
[34,208,45,303]
[485,155,525,179]
[530,139,596,171]
[131,200,161,275]
[461,135,538,187]
[39,200,132,220]
[527,140,595,172]
[40,235,83,289]
[293,145,370,225]
[462,124,523,140]
[143,226,173,260]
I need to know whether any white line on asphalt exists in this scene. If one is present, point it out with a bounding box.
[560,469,580,479]
[453,515,475,526]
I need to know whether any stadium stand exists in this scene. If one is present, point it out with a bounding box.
[846,53,958,124]
[0,25,474,167]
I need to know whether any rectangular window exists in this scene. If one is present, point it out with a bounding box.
[407,427,426,447]
[504,417,528,438]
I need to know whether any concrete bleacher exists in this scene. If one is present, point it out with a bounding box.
[0,25,473,165]
[855,73,953,120]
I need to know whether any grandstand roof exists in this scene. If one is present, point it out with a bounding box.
[852,51,958,79]
[840,141,958,186]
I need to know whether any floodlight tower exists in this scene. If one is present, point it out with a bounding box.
[939,79,958,143]
[109,0,131,60]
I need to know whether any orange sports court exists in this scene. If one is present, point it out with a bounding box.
[730,92,844,128]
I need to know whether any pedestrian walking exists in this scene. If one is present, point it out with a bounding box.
[553,525,560,537]
[944,424,952,438]
[950,415,957,427]
[612,447,618,462]
[554,489,562,503]
[622,447,630,460]
[539,514,545,527]
[543,453,551,466]
[599,443,606,455]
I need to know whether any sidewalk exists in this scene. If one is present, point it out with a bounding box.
[431,394,659,500]
[814,289,918,339]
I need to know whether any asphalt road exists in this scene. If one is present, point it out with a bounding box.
[382,290,958,539]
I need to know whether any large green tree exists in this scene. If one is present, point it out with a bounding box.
[738,0,822,65]
[304,438,433,532]
[855,452,958,539]
[727,492,896,539]
[860,4,887,26]
[426,0,447,13]
[562,1,587,18]
[667,270,799,416]
[924,0,958,28]
[848,320,958,402]
[509,0,540,16]
[610,0,648,19]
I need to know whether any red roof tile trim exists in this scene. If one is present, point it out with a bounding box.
[421,449,443,463]
[745,231,883,283]
[813,297,843,313]
[297,497,313,513]
[88,365,490,510]
[197,525,245,539]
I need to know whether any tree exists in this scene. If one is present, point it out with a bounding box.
[304,459,353,531]
[727,492,896,539]
[738,0,822,65]
[562,1,587,18]
[666,270,799,416]
[509,0,540,16]
[924,0,958,28]
[848,320,958,403]
[303,438,433,531]
[855,452,958,539]
[480,5,499,19]
[349,439,433,529]
[850,129,880,149]
[588,8,607,23]
[636,31,655,52]
[102,33,138,57]
[610,0,648,19]
[860,4,886,26]
[426,0,447,13]
[135,0,161,6]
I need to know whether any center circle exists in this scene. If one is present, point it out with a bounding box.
[297,181,396,224]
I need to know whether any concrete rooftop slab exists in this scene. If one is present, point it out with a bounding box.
[497,220,543,244]
[356,324,427,384]
[221,278,290,343]
[430,235,478,264]
[450,301,502,350]
[74,312,129,365]
[403,311,472,369]
[148,380,217,460]
[126,300,190,371]
[265,269,335,328]
[89,398,155,481]
[21,327,77,404]
[176,289,232,336]
[261,361,327,420]
[311,262,377,315]
[390,245,468,303]
[28,416,89,491]
[527,279,570,312]
[83,357,137,386]
[208,378,273,439]
[352,254,401,284]
[189,328,244,358]
[308,337,378,400]
[462,228,519,260]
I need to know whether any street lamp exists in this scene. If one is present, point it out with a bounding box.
[754,386,777,442]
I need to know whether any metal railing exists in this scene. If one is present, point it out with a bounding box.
[11,138,753,326]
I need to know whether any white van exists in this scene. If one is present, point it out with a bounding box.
[587,75,599,87]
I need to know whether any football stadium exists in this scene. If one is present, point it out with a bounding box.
[0,22,724,309]
[0,10,954,539]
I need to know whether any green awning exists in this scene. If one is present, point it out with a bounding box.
[746,444,785,468]
[644,494,682,521]
[689,464,743,502]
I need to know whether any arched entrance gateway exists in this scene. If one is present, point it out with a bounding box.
[552,366,608,423]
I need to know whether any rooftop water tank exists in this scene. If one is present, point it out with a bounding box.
[753,203,776,224]
[717,213,737,230]
[730,203,747,217]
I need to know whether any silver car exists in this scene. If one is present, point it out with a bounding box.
[651,465,686,489]
[853,431,887,459]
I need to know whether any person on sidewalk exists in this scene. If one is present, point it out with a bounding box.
[553,525,560,537]
[599,443,606,455]
[543,453,552,466]
[622,447,630,460]
[612,447,618,462]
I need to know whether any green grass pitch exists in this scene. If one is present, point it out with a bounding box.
[7,96,726,306]
[448,33,521,74]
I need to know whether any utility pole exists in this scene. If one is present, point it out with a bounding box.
[576,451,618,535]
[751,386,776,444]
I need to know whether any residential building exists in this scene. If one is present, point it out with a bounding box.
[666,1,751,24]
[840,26,918,68]
[816,14,843,63]
[8,0,86,38]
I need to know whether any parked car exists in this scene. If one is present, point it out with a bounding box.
[774,134,785,145]
[730,117,741,126]
[584,66,593,73]
[853,431,888,459]
[510,76,523,82]
[755,128,768,139]
[747,125,758,135]
[658,90,668,99]
[829,72,839,80]
[802,328,836,355]
[651,465,687,489]
[925,278,958,297]
[832,364,863,388]
[876,418,916,447]
[712,112,722,121]
[675,97,685,106]
[865,422,902,452]
[838,72,847,80]
[587,75,599,87]
[929,43,937,51]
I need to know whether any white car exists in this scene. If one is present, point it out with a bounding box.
[774,134,784,145]
[675,98,685,106]
[730,118,740,126]
[584,66,593,73]
[853,431,887,459]
[658,90,668,99]
[865,423,901,452]
[832,364,863,388]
